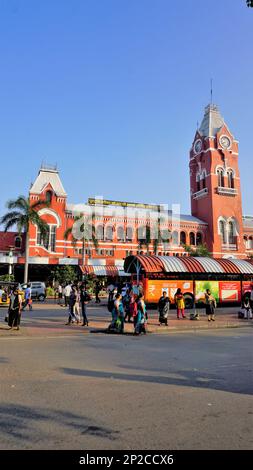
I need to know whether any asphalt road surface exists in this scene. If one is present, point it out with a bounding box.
[0,303,252,450]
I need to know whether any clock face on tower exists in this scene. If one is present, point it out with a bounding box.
[194,139,202,154]
[219,135,231,150]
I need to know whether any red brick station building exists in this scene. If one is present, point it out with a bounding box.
[1,103,253,280]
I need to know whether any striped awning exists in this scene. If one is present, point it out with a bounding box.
[124,255,253,275]
[156,256,188,273]
[80,265,130,277]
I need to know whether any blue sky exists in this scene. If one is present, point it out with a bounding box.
[0,0,252,217]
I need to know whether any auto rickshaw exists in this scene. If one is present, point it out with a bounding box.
[0,281,24,307]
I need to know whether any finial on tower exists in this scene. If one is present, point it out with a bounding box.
[210,78,213,104]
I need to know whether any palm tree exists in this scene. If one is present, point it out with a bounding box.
[64,213,98,266]
[0,196,49,283]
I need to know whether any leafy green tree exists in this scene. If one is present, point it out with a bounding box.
[51,266,78,285]
[0,196,49,283]
[184,243,211,257]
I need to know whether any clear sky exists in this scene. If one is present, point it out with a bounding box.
[0,0,252,218]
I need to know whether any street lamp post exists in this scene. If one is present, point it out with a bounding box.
[8,249,14,281]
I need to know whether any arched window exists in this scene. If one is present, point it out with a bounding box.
[196,174,200,192]
[189,232,195,246]
[96,225,104,241]
[15,236,22,249]
[126,226,133,241]
[117,226,125,241]
[172,231,179,245]
[46,190,53,203]
[219,220,226,244]
[217,168,225,187]
[196,232,202,246]
[228,221,234,244]
[138,226,146,241]
[180,231,186,245]
[227,170,234,189]
[249,237,253,250]
[105,225,113,241]
[202,170,207,189]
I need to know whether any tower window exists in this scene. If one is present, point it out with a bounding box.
[219,220,226,244]
[227,170,234,189]
[196,174,200,192]
[46,190,53,203]
[202,171,207,189]
[228,221,235,244]
[217,169,225,187]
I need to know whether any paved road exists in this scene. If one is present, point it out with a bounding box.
[0,303,252,450]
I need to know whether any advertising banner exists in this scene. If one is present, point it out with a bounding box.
[195,281,219,303]
[146,280,193,303]
[219,281,240,302]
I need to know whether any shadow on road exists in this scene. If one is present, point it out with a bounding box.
[59,366,253,396]
[0,404,119,446]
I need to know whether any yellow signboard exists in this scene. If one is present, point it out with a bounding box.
[88,198,161,211]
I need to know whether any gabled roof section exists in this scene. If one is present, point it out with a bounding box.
[30,167,67,197]
[199,104,226,138]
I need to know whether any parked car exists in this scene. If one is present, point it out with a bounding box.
[21,282,46,301]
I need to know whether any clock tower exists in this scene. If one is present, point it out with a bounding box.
[189,104,245,258]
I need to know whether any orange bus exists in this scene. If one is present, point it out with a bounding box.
[124,255,253,308]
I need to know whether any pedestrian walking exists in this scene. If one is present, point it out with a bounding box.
[95,280,101,304]
[174,288,186,319]
[130,293,138,328]
[108,293,124,333]
[205,289,217,321]
[64,283,72,307]
[134,294,147,335]
[22,283,32,311]
[8,287,23,330]
[158,290,169,325]
[123,289,131,322]
[66,286,78,325]
[80,284,91,326]
[58,284,63,305]
[73,287,81,323]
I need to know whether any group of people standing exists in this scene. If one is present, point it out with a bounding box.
[108,287,147,335]
[158,287,217,324]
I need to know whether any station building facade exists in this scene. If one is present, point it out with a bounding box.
[1,103,253,276]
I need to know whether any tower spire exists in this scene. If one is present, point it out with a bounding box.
[210,78,213,104]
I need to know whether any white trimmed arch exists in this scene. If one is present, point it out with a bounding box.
[37,208,61,227]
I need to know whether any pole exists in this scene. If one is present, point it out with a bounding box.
[136,260,141,294]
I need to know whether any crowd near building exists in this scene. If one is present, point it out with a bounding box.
[1,103,253,279]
